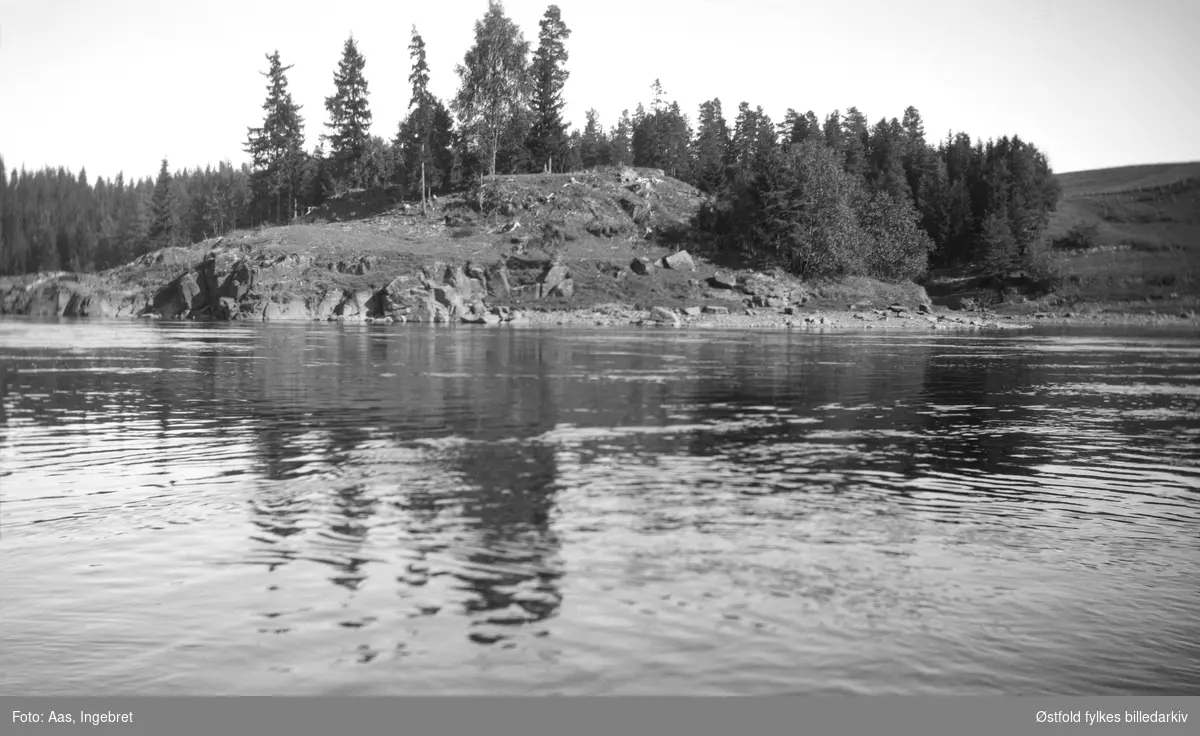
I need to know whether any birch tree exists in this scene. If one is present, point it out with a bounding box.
[453,0,531,179]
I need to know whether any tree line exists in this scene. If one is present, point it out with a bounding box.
[0,0,1060,282]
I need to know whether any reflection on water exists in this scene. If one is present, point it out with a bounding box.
[1,321,1198,695]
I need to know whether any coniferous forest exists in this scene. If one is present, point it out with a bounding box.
[0,0,1059,283]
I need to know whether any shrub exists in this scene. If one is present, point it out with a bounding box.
[1052,222,1099,251]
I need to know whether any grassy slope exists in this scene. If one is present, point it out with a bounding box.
[1044,161,1200,308]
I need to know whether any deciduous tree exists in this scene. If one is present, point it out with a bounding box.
[453,0,532,178]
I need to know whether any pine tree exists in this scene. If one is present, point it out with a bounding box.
[526,5,572,173]
[453,0,532,178]
[246,51,306,223]
[323,36,373,189]
[650,79,666,113]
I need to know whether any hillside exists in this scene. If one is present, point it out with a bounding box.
[1043,161,1200,309]
[0,165,935,328]
[4,162,1196,329]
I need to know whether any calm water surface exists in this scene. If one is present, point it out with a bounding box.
[1,320,1198,695]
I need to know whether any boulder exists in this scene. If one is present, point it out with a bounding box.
[650,306,680,325]
[407,293,446,323]
[446,265,487,302]
[217,297,239,320]
[200,249,238,301]
[702,305,730,315]
[683,306,701,316]
[708,272,737,290]
[262,297,310,321]
[220,263,255,301]
[336,291,372,320]
[545,278,574,298]
[352,290,375,315]
[630,257,655,276]
[486,263,512,297]
[61,292,87,317]
[313,291,344,321]
[115,295,150,319]
[177,272,206,313]
[618,197,651,226]
[433,284,465,318]
[538,263,571,296]
[74,294,115,318]
[662,250,695,271]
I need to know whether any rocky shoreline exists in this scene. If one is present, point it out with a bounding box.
[1,237,1196,334]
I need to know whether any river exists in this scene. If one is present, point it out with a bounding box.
[1,320,1197,695]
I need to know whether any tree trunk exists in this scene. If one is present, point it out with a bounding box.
[491,129,499,179]
[421,160,427,217]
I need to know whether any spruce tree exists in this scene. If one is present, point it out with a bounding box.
[245,51,306,223]
[693,99,731,192]
[526,5,572,172]
[610,111,632,166]
[580,108,605,169]
[323,36,373,189]
[781,109,821,144]
[866,117,911,201]
[398,26,453,211]
[453,0,531,178]
[148,158,178,248]
[823,110,843,151]
[841,106,870,181]
[663,101,693,182]
[751,107,777,175]
[731,102,757,174]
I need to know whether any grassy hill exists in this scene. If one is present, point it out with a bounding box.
[1044,161,1200,309]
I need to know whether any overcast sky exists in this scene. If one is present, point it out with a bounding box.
[1,0,1197,182]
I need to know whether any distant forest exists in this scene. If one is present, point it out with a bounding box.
[0,0,1059,282]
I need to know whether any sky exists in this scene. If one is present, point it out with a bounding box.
[1,0,1198,182]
